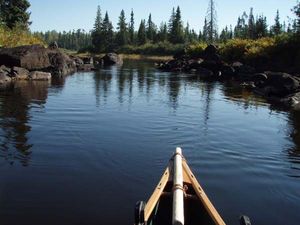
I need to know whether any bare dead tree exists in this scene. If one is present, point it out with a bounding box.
[205,0,218,43]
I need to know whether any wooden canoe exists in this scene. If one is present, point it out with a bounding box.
[134,147,226,225]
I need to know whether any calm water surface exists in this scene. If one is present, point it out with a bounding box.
[0,60,300,225]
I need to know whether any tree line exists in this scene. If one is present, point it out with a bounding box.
[0,0,300,53]
[88,2,300,52]
[33,30,92,51]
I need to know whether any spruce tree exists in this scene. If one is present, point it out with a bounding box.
[129,9,135,44]
[248,8,255,39]
[91,6,104,52]
[116,9,128,46]
[202,18,208,42]
[255,15,268,38]
[234,12,248,38]
[168,6,184,43]
[146,14,155,42]
[158,22,168,42]
[102,11,114,51]
[271,10,282,36]
[137,20,146,45]
[0,0,31,29]
[184,22,190,42]
[293,2,300,33]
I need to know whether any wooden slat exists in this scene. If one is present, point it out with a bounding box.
[144,165,171,221]
[182,160,226,225]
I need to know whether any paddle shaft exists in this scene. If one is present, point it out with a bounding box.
[172,147,184,225]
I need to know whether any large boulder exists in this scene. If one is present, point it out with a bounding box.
[264,72,300,97]
[0,45,51,70]
[29,71,51,81]
[102,53,123,66]
[47,50,76,77]
[0,45,77,77]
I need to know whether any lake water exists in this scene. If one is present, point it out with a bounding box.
[0,60,299,225]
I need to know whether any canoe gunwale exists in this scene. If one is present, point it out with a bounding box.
[143,153,226,225]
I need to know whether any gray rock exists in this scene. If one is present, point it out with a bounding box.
[0,65,11,74]
[102,53,123,66]
[48,50,76,77]
[29,71,51,81]
[0,71,12,90]
[0,73,12,83]
[12,67,29,80]
[232,62,243,67]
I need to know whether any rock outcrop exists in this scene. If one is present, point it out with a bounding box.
[0,45,76,77]
[156,45,300,110]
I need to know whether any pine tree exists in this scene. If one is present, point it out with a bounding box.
[248,8,255,39]
[116,9,128,46]
[137,20,146,45]
[234,12,248,38]
[91,6,104,52]
[202,18,208,42]
[219,26,231,42]
[102,11,114,51]
[158,22,168,42]
[293,2,300,33]
[168,6,184,43]
[146,14,156,42]
[271,10,282,36]
[129,9,135,44]
[255,15,268,38]
[184,22,190,42]
[0,0,31,29]
[168,8,175,37]
[206,0,218,43]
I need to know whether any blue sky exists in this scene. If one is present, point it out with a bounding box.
[29,0,297,32]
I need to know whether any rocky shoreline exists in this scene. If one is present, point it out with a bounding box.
[1,43,299,110]
[0,44,123,90]
[156,45,300,110]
